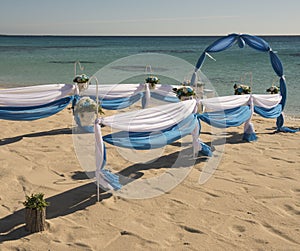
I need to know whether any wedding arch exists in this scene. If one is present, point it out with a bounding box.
[189,33,294,133]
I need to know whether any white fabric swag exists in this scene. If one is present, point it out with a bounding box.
[199,94,281,112]
[82,83,178,100]
[0,84,75,107]
[99,99,197,132]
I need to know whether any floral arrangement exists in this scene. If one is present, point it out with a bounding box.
[73,74,90,84]
[234,83,251,95]
[23,193,49,210]
[173,86,196,100]
[145,76,159,88]
[266,85,280,94]
[74,96,104,114]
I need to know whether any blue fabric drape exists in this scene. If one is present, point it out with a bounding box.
[98,144,122,190]
[99,169,122,190]
[237,36,245,48]
[0,96,73,121]
[243,132,258,142]
[205,34,238,53]
[199,142,212,157]
[276,114,299,133]
[279,77,287,110]
[276,113,284,129]
[195,52,206,70]
[240,34,270,52]
[276,77,287,129]
[99,93,143,110]
[196,106,251,128]
[103,114,197,150]
[270,51,284,77]
[254,104,282,118]
[195,34,238,70]
[72,94,80,111]
[150,92,179,103]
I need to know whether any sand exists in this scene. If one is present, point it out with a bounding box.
[0,105,300,251]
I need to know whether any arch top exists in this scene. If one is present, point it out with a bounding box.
[195,34,275,70]
[193,33,285,109]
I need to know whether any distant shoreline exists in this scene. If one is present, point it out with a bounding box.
[1,34,300,38]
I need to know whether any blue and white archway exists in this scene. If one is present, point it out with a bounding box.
[191,33,292,132]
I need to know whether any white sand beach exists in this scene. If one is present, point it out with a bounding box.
[0,106,300,250]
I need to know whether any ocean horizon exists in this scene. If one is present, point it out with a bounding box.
[0,35,299,116]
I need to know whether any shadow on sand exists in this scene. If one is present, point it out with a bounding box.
[0,144,209,242]
[0,182,112,242]
[0,128,73,146]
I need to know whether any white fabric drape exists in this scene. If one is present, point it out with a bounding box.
[82,83,178,100]
[81,84,145,99]
[199,95,250,111]
[191,120,201,158]
[95,119,104,173]
[94,120,114,201]
[144,83,151,108]
[151,84,178,98]
[244,95,255,135]
[199,94,281,112]
[100,99,197,132]
[0,84,75,107]
[252,94,281,108]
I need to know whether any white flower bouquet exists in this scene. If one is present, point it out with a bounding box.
[75,97,104,114]
[74,97,104,127]
[173,86,196,100]
[145,76,159,89]
[266,85,280,94]
[73,74,90,92]
[73,74,89,84]
[234,83,251,95]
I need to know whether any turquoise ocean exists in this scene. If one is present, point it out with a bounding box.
[0,35,299,115]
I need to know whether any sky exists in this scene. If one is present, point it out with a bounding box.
[0,0,299,36]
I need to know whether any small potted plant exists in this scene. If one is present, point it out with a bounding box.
[23,193,49,233]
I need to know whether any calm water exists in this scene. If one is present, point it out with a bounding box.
[0,35,299,115]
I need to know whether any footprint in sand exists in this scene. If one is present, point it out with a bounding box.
[231,225,246,233]
[270,156,296,164]
[284,204,300,215]
[180,225,205,234]
[292,188,300,193]
[261,223,299,245]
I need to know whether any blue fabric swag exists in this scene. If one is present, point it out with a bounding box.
[196,106,251,128]
[0,96,74,121]
[103,114,198,150]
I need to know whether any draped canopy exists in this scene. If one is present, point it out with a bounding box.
[190,33,288,131]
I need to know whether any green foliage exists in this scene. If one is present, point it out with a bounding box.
[73,74,89,84]
[173,86,196,99]
[266,86,280,94]
[234,83,251,95]
[23,193,50,210]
